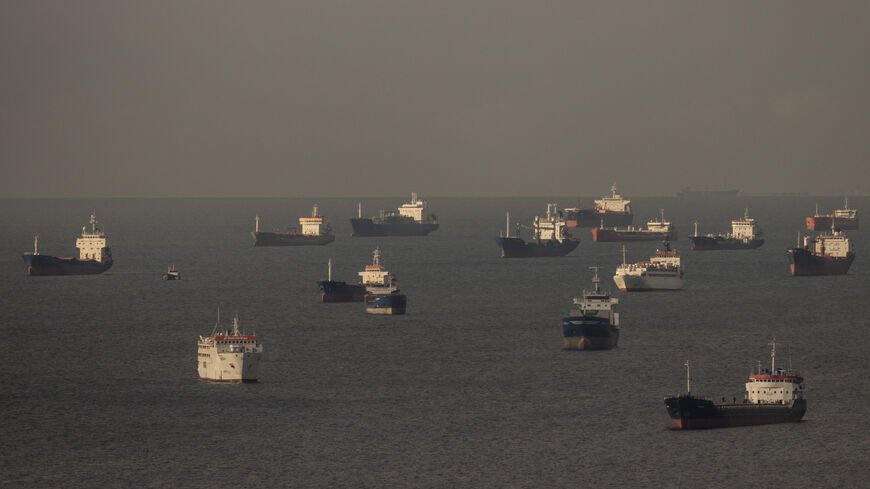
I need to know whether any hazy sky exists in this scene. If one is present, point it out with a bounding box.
[1,1,868,197]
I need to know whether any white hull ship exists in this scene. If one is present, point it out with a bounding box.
[197,314,264,382]
[613,243,683,291]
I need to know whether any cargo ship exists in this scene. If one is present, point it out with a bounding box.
[197,312,263,383]
[562,267,620,350]
[317,259,367,302]
[664,341,806,429]
[806,198,858,230]
[591,209,677,242]
[787,229,855,276]
[361,248,406,315]
[22,214,113,276]
[350,193,439,237]
[251,205,335,246]
[496,205,579,258]
[689,209,764,250]
[564,184,633,228]
[613,243,683,291]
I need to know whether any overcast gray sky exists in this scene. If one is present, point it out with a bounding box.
[1,1,868,197]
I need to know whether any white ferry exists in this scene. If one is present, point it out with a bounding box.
[613,243,684,291]
[197,313,264,382]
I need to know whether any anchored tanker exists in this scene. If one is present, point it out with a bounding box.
[664,341,806,429]
[496,204,579,258]
[806,198,858,231]
[251,205,335,246]
[788,229,855,276]
[591,209,677,242]
[22,214,113,276]
[564,184,633,228]
[350,193,439,237]
[562,267,620,350]
[689,209,764,250]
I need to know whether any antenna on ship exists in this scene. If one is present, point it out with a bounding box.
[744,208,749,220]
[660,208,665,224]
[588,266,601,294]
[232,314,241,336]
[212,305,221,336]
[685,360,691,396]
[312,204,319,217]
[769,338,777,373]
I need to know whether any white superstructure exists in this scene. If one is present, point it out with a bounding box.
[197,314,263,382]
[646,209,675,233]
[730,209,762,240]
[594,184,632,214]
[75,214,111,262]
[833,197,857,220]
[613,244,684,291]
[397,193,431,222]
[532,203,571,242]
[358,248,397,293]
[299,204,332,236]
[801,229,853,258]
[745,340,805,404]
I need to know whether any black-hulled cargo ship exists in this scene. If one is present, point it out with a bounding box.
[252,205,335,246]
[317,259,367,302]
[22,214,113,276]
[664,342,806,429]
[788,229,855,276]
[564,184,633,228]
[350,193,438,237]
[496,205,579,258]
[591,209,677,242]
[562,267,620,350]
[689,209,764,250]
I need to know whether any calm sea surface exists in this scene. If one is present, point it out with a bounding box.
[1,196,867,488]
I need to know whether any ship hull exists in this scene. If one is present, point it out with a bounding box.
[664,396,806,430]
[251,232,335,246]
[365,293,407,315]
[349,218,439,237]
[22,254,112,276]
[565,210,632,228]
[198,351,263,383]
[788,248,855,276]
[806,216,858,231]
[496,237,579,258]
[317,281,367,302]
[562,317,619,350]
[613,271,683,291]
[689,236,764,250]
[592,228,677,242]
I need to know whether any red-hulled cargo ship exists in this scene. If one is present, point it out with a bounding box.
[564,184,632,228]
[591,209,677,242]
[806,198,858,231]
[664,341,806,429]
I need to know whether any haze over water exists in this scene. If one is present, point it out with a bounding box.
[1,196,867,487]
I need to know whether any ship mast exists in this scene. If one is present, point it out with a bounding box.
[328,258,332,281]
[255,215,260,233]
[506,211,510,238]
[33,235,39,255]
[769,338,776,373]
[588,266,601,294]
[621,245,627,266]
[685,360,691,395]
[358,202,362,218]
[693,221,699,237]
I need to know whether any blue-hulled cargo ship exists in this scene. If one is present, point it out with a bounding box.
[562,267,620,350]
[22,214,113,276]
[496,204,579,258]
[350,193,438,237]
[360,248,406,315]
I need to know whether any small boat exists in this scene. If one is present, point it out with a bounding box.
[163,265,180,280]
